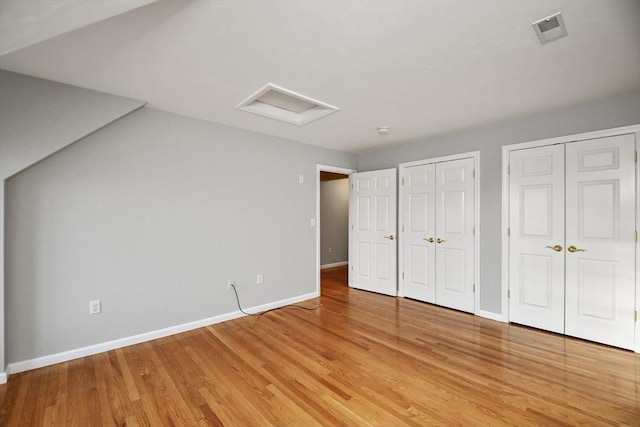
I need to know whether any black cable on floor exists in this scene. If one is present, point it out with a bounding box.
[230,283,322,317]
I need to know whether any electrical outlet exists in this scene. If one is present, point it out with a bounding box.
[257,274,263,285]
[328,247,333,253]
[89,299,101,315]
[228,280,235,290]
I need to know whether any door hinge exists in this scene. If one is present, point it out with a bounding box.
[635,311,638,322]
[635,230,638,242]
[507,165,510,175]
[473,284,476,293]
[472,169,476,179]
[507,227,511,237]
[402,272,405,279]
[351,224,354,230]
[635,151,637,163]
[472,226,476,236]
[507,290,511,299]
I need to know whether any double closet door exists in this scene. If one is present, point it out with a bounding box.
[401,157,476,313]
[509,134,636,350]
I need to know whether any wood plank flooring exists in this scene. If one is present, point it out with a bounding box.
[1,265,639,426]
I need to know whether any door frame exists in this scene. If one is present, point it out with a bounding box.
[399,151,481,315]
[316,164,357,295]
[500,124,640,352]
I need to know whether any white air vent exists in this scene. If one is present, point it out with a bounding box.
[236,83,339,126]
[532,12,568,44]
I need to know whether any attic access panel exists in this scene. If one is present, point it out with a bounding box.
[236,83,339,125]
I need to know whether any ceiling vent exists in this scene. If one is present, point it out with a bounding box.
[236,83,339,126]
[532,12,568,44]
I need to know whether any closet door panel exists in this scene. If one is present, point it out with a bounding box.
[403,164,436,302]
[565,134,636,350]
[435,158,475,313]
[509,145,565,333]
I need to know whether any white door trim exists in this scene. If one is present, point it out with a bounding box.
[399,151,480,315]
[501,124,640,352]
[316,165,356,295]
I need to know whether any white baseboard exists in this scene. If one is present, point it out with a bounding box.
[320,261,348,269]
[7,291,319,376]
[0,372,7,384]
[477,309,507,323]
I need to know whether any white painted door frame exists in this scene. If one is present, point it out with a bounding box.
[316,164,356,295]
[399,151,481,315]
[501,124,640,352]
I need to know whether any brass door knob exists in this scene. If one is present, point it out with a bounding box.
[384,235,395,240]
[436,238,445,244]
[567,245,586,253]
[423,237,435,243]
[545,245,563,252]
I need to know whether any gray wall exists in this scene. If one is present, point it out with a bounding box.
[358,90,640,315]
[5,107,356,363]
[0,70,145,179]
[320,178,349,266]
[0,70,145,376]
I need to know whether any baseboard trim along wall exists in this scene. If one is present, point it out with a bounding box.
[320,261,348,269]
[6,291,318,377]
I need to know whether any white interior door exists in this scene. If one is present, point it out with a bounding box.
[509,145,566,334]
[565,135,637,350]
[435,158,476,313]
[402,163,436,302]
[349,169,397,296]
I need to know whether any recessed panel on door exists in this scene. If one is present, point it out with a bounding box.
[442,248,465,293]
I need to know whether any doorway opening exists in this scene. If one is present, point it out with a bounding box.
[316,165,356,295]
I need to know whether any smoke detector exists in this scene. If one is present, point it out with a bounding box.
[532,12,568,44]
[236,83,339,126]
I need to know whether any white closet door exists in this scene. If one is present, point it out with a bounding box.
[349,169,398,296]
[509,145,566,333]
[402,163,436,302]
[565,135,636,350]
[434,158,476,313]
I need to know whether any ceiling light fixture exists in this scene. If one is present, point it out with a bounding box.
[532,12,568,44]
[377,126,390,135]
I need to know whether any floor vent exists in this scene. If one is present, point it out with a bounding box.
[236,83,339,125]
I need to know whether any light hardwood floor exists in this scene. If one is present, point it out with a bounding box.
[1,266,639,426]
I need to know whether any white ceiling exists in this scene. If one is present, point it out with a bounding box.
[1,0,639,153]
